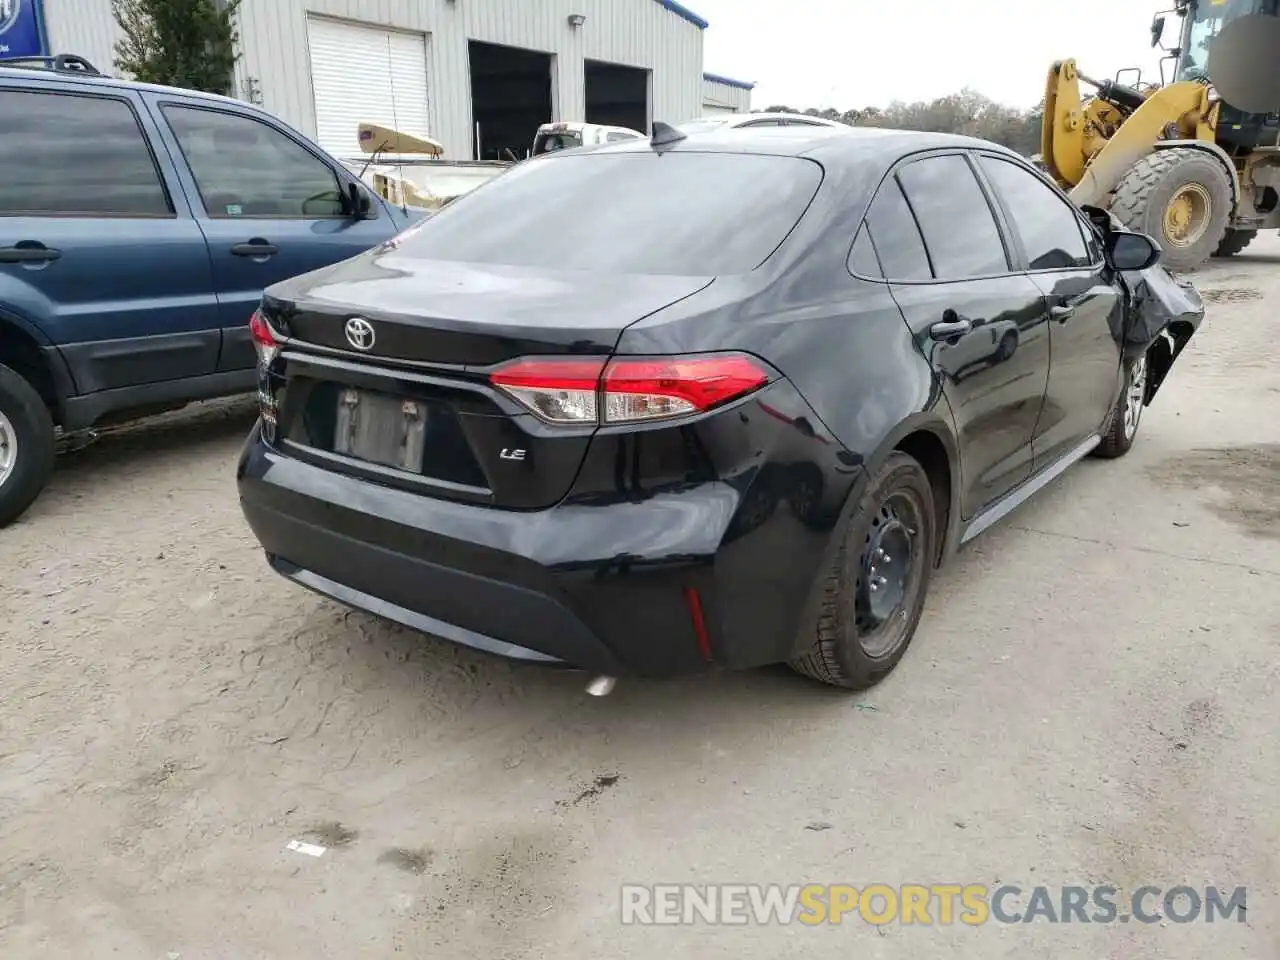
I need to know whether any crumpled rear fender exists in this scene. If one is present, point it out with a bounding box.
[1079,204,1205,404]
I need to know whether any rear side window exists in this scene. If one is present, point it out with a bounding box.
[392,152,823,276]
[978,155,1094,270]
[897,154,1009,279]
[0,90,170,217]
[863,177,931,280]
[162,105,345,218]
[849,227,883,278]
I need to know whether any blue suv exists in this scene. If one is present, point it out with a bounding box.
[0,55,422,525]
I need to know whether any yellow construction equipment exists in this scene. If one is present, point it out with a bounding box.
[1042,1,1280,270]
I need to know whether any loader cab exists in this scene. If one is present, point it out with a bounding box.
[1171,0,1276,82]
[1163,0,1280,150]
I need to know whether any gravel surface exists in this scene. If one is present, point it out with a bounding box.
[2,241,1278,959]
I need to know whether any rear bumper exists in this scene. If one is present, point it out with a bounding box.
[238,424,734,677]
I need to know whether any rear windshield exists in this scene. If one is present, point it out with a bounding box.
[533,132,583,155]
[391,152,823,275]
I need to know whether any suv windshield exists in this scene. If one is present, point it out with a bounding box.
[391,152,823,275]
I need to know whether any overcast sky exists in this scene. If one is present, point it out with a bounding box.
[693,0,1171,110]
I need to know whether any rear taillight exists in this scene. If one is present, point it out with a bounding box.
[249,309,280,368]
[249,309,280,439]
[488,357,604,424]
[490,352,773,425]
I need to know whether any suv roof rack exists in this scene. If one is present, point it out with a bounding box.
[0,54,105,76]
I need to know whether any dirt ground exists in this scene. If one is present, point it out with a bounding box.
[2,240,1278,960]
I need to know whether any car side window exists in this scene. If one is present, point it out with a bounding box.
[740,119,780,127]
[978,155,1094,270]
[0,89,171,218]
[862,177,932,280]
[605,132,634,143]
[896,154,1010,279]
[849,226,882,278]
[161,105,346,219]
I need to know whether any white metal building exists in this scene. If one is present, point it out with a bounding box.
[702,72,753,116]
[44,0,750,161]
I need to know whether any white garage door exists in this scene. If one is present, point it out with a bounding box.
[307,17,430,157]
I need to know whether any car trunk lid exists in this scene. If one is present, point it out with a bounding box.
[260,254,713,510]
[267,254,713,365]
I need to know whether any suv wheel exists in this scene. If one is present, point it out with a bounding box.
[790,451,936,690]
[0,363,56,527]
[1095,354,1148,460]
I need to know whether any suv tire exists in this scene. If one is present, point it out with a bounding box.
[790,451,936,690]
[0,363,56,527]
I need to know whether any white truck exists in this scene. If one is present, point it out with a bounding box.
[531,121,645,155]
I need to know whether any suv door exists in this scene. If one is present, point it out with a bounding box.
[862,152,1050,518]
[143,97,390,373]
[0,83,219,393]
[975,153,1123,467]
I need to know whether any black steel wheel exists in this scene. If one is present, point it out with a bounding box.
[790,451,936,690]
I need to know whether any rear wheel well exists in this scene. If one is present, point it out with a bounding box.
[0,321,59,423]
[894,430,952,567]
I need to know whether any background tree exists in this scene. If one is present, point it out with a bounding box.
[112,0,243,96]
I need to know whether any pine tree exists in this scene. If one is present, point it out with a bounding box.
[111,0,243,96]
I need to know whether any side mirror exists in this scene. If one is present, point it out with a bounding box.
[347,181,374,219]
[1109,230,1162,271]
[1151,14,1166,48]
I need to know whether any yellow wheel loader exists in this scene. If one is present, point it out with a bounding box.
[1042,1,1280,270]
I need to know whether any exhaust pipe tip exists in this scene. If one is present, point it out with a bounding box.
[585,675,617,697]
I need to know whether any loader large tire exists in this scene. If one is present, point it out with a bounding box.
[1111,148,1233,272]
[1212,228,1256,258]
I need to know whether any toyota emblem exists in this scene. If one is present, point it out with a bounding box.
[344,317,375,351]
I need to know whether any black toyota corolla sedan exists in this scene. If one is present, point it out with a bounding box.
[237,124,1202,691]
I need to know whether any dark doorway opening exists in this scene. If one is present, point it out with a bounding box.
[585,60,649,133]
[468,41,553,161]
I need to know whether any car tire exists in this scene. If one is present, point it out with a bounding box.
[789,451,936,690]
[1095,353,1149,460]
[0,362,56,528]
[1110,148,1233,272]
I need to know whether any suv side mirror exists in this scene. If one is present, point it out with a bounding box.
[346,181,374,219]
[1108,229,1162,271]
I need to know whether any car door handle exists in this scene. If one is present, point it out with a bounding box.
[0,245,61,263]
[230,241,279,257]
[1050,305,1075,322]
[929,317,973,340]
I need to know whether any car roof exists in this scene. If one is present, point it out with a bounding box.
[588,125,1023,167]
[0,62,250,110]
